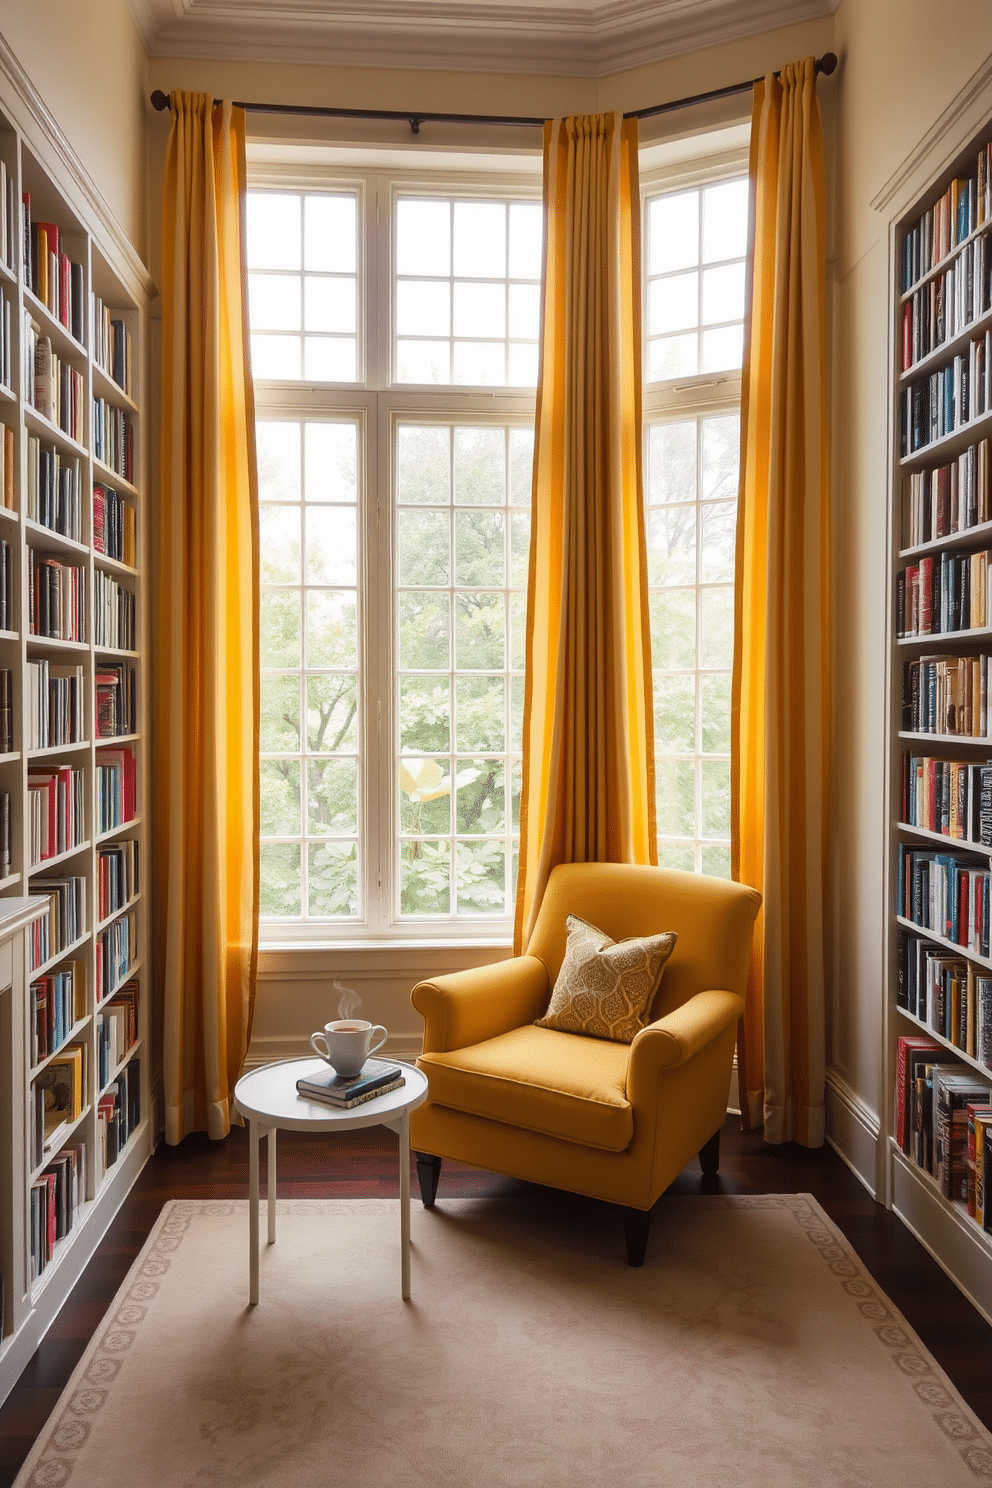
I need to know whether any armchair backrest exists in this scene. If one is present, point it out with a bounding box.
[526,863,761,1020]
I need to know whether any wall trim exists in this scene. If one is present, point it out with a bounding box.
[824,1067,881,1200]
[871,52,992,218]
[132,0,837,78]
[0,33,154,301]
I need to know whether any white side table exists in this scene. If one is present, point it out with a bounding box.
[233,1057,429,1305]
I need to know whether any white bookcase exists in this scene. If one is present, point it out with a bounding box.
[885,108,992,1320]
[0,62,152,1404]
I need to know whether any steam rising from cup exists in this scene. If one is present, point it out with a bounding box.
[334,980,361,1020]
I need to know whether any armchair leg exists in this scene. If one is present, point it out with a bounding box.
[415,1152,442,1208]
[620,1206,651,1268]
[699,1130,720,1176]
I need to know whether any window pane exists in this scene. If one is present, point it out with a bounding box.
[700,502,736,583]
[453,341,505,385]
[305,277,356,333]
[508,342,539,387]
[257,422,301,501]
[308,758,358,834]
[305,507,357,585]
[398,425,450,505]
[248,193,300,270]
[454,202,506,278]
[700,587,734,668]
[455,593,505,669]
[701,673,731,754]
[305,195,357,274]
[400,678,451,752]
[656,758,695,837]
[308,842,359,917]
[648,190,698,274]
[260,673,301,750]
[647,506,696,586]
[701,416,740,500]
[647,334,697,382]
[397,280,450,337]
[399,509,450,586]
[259,506,301,585]
[305,424,357,502]
[396,339,450,383]
[456,675,506,752]
[401,840,451,914]
[509,203,543,278]
[509,429,534,506]
[455,510,505,587]
[701,757,731,838]
[702,263,745,326]
[457,839,506,913]
[251,334,301,380]
[701,324,744,373]
[306,675,358,752]
[649,421,696,504]
[650,272,698,334]
[260,842,302,916]
[260,593,301,669]
[650,589,695,669]
[250,273,300,331]
[654,673,695,752]
[399,592,451,670]
[306,592,358,668]
[453,282,506,339]
[304,337,357,382]
[400,763,451,833]
[261,760,301,835]
[454,428,505,504]
[397,199,451,276]
[702,179,749,263]
[508,283,540,339]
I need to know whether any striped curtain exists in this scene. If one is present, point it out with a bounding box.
[515,112,656,951]
[732,58,830,1147]
[156,93,260,1143]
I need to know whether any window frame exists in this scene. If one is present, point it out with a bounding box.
[249,158,540,947]
[640,144,750,877]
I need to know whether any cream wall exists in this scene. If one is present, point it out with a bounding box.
[828,0,992,1191]
[1,2,149,256]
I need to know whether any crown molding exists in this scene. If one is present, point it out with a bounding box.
[871,51,992,219]
[130,0,837,78]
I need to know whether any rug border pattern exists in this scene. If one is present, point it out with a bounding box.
[14,1193,992,1487]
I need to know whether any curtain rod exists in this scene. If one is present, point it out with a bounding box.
[149,51,836,136]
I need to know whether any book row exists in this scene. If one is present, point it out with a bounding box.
[23,208,85,346]
[26,658,83,750]
[900,437,990,549]
[0,538,12,631]
[92,399,133,485]
[0,423,12,510]
[29,1141,85,1284]
[94,746,136,833]
[897,545,992,636]
[30,961,85,1067]
[0,160,16,274]
[28,551,85,641]
[900,328,992,457]
[28,764,83,865]
[93,570,135,651]
[901,233,992,373]
[96,664,136,739]
[93,484,136,568]
[96,910,136,1001]
[91,299,131,396]
[26,320,85,443]
[99,1060,140,1170]
[897,841,992,955]
[96,981,138,1088]
[0,283,10,390]
[903,653,992,737]
[894,1034,992,1217]
[32,1040,85,1169]
[97,839,138,922]
[898,932,992,1053]
[900,753,992,844]
[901,145,992,292]
[26,438,82,542]
[28,874,85,971]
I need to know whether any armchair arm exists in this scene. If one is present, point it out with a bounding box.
[626,989,745,1104]
[411,954,550,1053]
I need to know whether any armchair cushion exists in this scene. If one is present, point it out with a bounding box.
[418,1025,633,1152]
[535,915,677,1042]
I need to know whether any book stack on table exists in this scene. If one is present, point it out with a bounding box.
[296,1058,405,1110]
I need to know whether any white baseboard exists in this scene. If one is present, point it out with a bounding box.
[824,1069,881,1200]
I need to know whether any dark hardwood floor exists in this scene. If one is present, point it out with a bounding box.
[2,1117,991,1484]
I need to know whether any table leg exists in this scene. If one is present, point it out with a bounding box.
[399,1109,411,1300]
[249,1119,260,1306]
[267,1127,277,1244]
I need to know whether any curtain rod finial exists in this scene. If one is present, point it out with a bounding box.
[150,90,170,111]
[817,52,838,76]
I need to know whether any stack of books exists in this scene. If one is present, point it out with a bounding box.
[296,1058,404,1110]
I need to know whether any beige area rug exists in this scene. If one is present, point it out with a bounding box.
[14,1194,992,1487]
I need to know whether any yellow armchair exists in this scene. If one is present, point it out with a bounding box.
[410,862,761,1264]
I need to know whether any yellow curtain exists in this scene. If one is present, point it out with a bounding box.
[732,58,829,1147]
[515,112,655,951]
[156,93,260,1143]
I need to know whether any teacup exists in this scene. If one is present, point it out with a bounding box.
[310,1019,387,1078]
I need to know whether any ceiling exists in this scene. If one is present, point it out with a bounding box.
[128,0,838,78]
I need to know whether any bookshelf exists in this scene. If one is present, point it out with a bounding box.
[0,74,151,1404]
[886,114,992,1318]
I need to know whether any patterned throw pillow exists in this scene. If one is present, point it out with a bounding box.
[535,915,677,1043]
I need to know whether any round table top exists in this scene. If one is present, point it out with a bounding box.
[234,1056,429,1132]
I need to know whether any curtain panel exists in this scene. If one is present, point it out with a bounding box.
[732,58,830,1147]
[156,92,260,1143]
[515,112,656,951]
